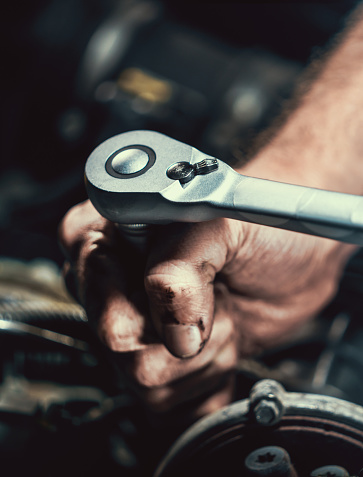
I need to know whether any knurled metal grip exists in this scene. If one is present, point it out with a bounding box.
[85,130,363,245]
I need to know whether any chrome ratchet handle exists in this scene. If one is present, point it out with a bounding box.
[160,161,363,245]
[85,130,363,246]
[230,175,363,245]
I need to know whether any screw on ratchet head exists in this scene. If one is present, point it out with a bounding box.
[85,130,363,245]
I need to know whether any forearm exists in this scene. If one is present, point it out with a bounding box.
[240,4,363,194]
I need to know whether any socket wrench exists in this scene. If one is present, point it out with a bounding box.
[85,130,363,245]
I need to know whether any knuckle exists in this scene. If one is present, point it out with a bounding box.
[133,369,159,389]
[128,349,171,389]
[131,362,163,390]
[145,267,197,301]
[97,306,146,353]
[83,237,112,269]
[196,259,217,283]
[97,317,122,352]
[59,201,112,263]
[58,202,91,259]
[145,274,177,301]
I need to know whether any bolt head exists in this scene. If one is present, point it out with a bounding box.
[245,446,291,475]
[310,466,349,477]
[253,399,280,425]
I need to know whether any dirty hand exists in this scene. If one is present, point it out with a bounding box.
[58,189,353,416]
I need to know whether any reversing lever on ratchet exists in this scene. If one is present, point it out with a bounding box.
[85,130,363,246]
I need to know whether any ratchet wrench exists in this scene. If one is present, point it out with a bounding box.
[85,130,363,246]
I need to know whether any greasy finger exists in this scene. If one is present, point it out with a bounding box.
[120,306,237,413]
[144,220,238,359]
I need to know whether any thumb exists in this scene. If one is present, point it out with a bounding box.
[144,221,231,359]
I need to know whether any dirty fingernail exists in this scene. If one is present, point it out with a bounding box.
[163,324,202,358]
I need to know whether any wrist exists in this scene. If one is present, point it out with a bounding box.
[237,7,363,195]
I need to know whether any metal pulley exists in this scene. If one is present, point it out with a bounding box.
[153,379,363,477]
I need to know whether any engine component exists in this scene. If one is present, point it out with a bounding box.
[154,379,363,477]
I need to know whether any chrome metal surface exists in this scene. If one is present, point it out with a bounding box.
[85,130,363,245]
[111,148,150,175]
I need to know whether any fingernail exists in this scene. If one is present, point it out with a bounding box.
[163,324,202,358]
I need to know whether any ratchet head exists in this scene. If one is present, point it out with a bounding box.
[85,130,236,224]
